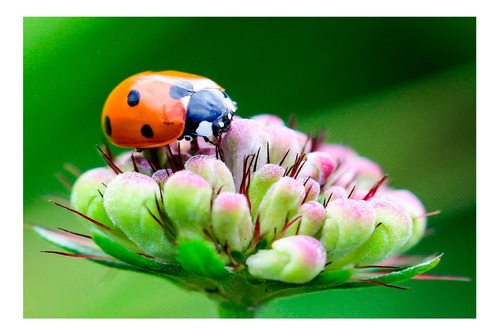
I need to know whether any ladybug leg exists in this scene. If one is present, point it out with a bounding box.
[190,138,200,153]
[202,136,217,146]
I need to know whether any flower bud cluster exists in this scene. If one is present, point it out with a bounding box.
[70,115,427,284]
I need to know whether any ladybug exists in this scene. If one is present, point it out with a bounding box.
[101,71,236,149]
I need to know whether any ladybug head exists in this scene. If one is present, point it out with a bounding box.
[184,89,237,138]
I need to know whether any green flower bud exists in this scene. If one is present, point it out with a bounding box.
[320,198,376,262]
[345,199,413,266]
[257,177,305,241]
[248,164,286,219]
[103,172,174,258]
[211,192,253,252]
[185,155,236,194]
[246,235,326,284]
[283,201,326,237]
[298,177,320,202]
[70,167,116,230]
[380,189,427,253]
[162,170,212,239]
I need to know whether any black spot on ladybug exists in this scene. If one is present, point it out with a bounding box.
[127,90,140,107]
[141,124,154,138]
[105,116,112,136]
[169,81,194,99]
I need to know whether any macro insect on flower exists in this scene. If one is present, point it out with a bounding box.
[32,71,468,318]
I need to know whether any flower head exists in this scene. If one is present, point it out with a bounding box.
[35,114,457,317]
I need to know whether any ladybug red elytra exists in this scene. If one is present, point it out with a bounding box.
[102,71,236,149]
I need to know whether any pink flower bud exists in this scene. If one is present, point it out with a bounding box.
[257,177,306,241]
[265,125,302,168]
[70,167,117,230]
[320,198,376,262]
[185,155,236,194]
[151,169,172,188]
[104,172,175,258]
[299,152,337,186]
[316,144,357,163]
[251,114,285,127]
[196,147,217,157]
[378,189,427,253]
[298,176,320,202]
[162,170,212,239]
[294,131,312,153]
[211,192,253,252]
[331,156,384,190]
[221,118,270,188]
[320,186,348,203]
[350,199,413,266]
[246,235,326,283]
[114,151,154,176]
[248,164,286,219]
[283,201,326,237]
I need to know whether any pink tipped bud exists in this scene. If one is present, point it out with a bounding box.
[378,189,427,253]
[332,156,384,190]
[151,169,172,188]
[221,118,270,188]
[320,198,376,262]
[298,177,320,202]
[300,152,337,186]
[295,131,312,153]
[70,167,116,230]
[185,155,236,194]
[196,147,217,157]
[248,164,286,219]
[211,192,253,252]
[162,170,212,239]
[283,201,326,237]
[246,235,326,283]
[350,199,413,266]
[265,125,302,168]
[320,186,348,203]
[257,177,306,241]
[251,114,285,127]
[114,151,154,175]
[316,144,357,163]
[103,172,175,258]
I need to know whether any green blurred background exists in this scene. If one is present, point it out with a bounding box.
[23,17,475,318]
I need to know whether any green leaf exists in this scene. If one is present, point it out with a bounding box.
[30,224,134,270]
[92,231,185,276]
[31,224,104,255]
[337,254,443,289]
[311,268,353,286]
[177,239,229,278]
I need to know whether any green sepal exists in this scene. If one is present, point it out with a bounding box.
[176,238,229,278]
[92,231,185,276]
[230,250,245,264]
[338,254,442,289]
[310,268,353,286]
[30,224,134,271]
[32,224,105,255]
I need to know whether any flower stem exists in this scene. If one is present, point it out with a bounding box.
[217,301,259,318]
